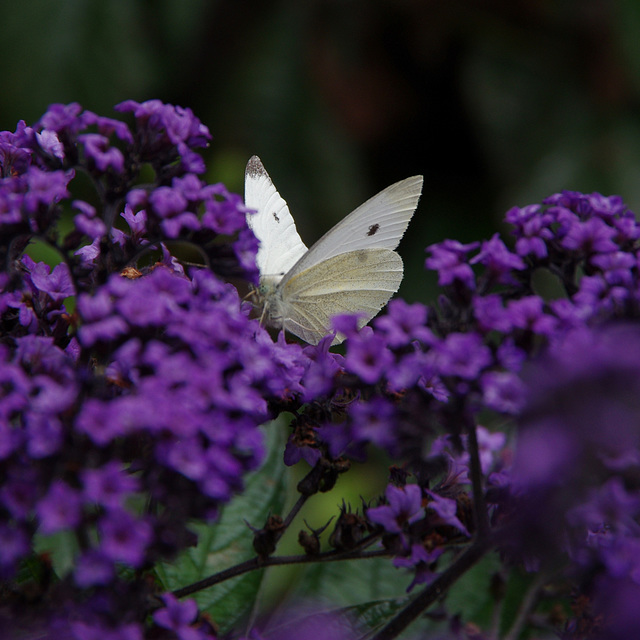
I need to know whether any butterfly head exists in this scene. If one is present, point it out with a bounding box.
[248,275,285,329]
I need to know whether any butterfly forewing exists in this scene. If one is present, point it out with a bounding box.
[280,247,403,344]
[245,156,308,278]
[280,174,423,285]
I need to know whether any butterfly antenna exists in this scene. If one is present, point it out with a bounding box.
[258,297,272,327]
[242,288,257,304]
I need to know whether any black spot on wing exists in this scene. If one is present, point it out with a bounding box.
[273,212,280,223]
[367,223,380,236]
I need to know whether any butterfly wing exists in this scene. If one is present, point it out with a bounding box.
[277,247,403,345]
[244,156,308,278]
[280,174,423,285]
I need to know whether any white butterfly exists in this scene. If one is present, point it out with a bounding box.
[245,156,423,345]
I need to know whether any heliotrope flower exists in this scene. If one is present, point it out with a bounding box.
[368,483,424,535]
[425,239,478,289]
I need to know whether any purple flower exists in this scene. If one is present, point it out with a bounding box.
[343,330,393,384]
[36,129,64,159]
[393,542,443,592]
[23,167,73,214]
[31,376,77,414]
[74,550,115,587]
[25,413,63,458]
[149,185,188,218]
[115,100,211,173]
[0,468,40,519]
[161,210,201,237]
[0,100,293,637]
[77,312,128,347]
[234,227,261,281]
[283,428,322,467]
[79,133,125,173]
[425,490,469,536]
[0,524,29,576]
[75,399,123,445]
[0,120,34,175]
[473,294,512,333]
[567,477,640,535]
[201,183,248,234]
[506,204,554,259]
[505,295,557,336]
[13,336,68,378]
[374,298,433,347]
[385,349,430,392]
[368,484,423,534]
[75,237,101,265]
[349,396,396,450]
[512,419,577,489]
[75,212,107,239]
[38,102,86,134]
[27,260,75,301]
[99,509,152,567]
[481,371,525,414]
[81,462,139,508]
[113,276,180,326]
[560,216,618,254]
[591,250,636,286]
[153,593,201,640]
[475,425,508,474]
[586,192,627,219]
[82,110,134,143]
[36,480,83,535]
[425,239,478,289]
[162,437,208,481]
[611,213,640,242]
[470,233,525,283]
[432,332,492,379]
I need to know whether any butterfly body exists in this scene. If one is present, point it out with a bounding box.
[245,156,422,345]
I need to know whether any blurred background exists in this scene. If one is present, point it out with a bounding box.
[3,0,640,303]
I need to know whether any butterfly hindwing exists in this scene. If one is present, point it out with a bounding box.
[279,247,403,344]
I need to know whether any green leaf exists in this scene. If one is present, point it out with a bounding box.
[296,554,410,605]
[289,555,423,635]
[32,530,78,580]
[156,417,288,633]
[286,548,503,637]
[345,596,413,635]
[445,551,502,627]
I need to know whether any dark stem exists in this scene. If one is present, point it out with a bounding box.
[171,462,381,601]
[464,416,490,538]
[171,538,387,600]
[369,538,492,640]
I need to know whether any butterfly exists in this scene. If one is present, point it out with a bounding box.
[245,156,423,345]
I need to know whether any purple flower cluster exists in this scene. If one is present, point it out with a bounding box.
[278,189,640,635]
[0,101,302,637]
